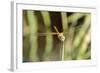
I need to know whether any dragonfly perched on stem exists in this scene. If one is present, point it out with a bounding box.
[36,25,66,61]
[36,25,66,41]
[53,25,65,61]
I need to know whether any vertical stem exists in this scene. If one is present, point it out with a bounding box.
[61,12,68,60]
[77,28,91,59]
[27,10,38,61]
[72,14,91,59]
[73,14,91,49]
[62,42,64,61]
[41,11,53,60]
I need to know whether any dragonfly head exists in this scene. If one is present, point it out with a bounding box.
[58,33,65,42]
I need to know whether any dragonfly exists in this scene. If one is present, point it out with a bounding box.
[53,25,65,61]
[36,25,66,42]
[37,25,66,61]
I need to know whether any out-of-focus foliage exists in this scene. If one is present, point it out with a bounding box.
[23,10,91,62]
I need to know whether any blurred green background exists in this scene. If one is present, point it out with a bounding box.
[23,10,91,62]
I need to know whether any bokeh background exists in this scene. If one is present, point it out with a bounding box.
[23,10,91,62]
